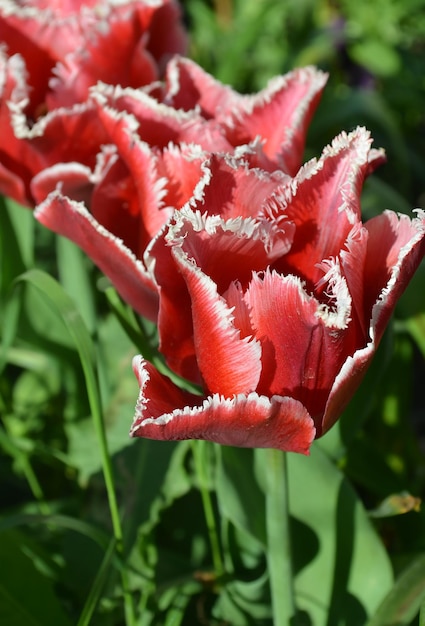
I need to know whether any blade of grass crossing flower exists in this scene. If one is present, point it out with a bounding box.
[3,198,35,268]
[105,286,202,395]
[77,538,117,626]
[365,553,425,626]
[13,269,136,626]
[103,285,149,349]
[259,448,296,626]
[0,198,27,295]
[56,236,97,333]
[0,287,22,374]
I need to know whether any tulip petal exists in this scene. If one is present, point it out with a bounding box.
[274,127,378,288]
[364,210,425,338]
[163,56,241,117]
[157,143,206,211]
[153,204,295,382]
[131,357,315,453]
[12,100,107,173]
[0,50,41,204]
[0,1,187,110]
[85,100,171,247]
[90,97,206,244]
[322,209,425,435]
[184,152,288,221]
[34,191,159,320]
[49,14,158,108]
[336,223,369,337]
[245,270,351,421]
[163,59,327,175]
[31,162,94,205]
[131,356,201,420]
[172,234,263,396]
[224,67,328,175]
[91,82,232,153]
[147,225,199,382]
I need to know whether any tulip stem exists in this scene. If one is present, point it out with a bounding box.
[192,440,224,578]
[264,448,296,625]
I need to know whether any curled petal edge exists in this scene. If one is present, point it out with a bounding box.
[322,209,425,435]
[130,357,315,454]
[34,191,159,321]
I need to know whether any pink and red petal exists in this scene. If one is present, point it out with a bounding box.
[146,222,200,382]
[322,210,425,435]
[363,210,425,339]
[335,223,369,338]
[13,100,107,173]
[185,152,286,221]
[173,208,294,293]
[0,50,42,204]
[83,101,172,249]
[34,191,159,321]
[157,143,206,210]
[0,1,187,111]
[172,235,262,397]
[163,60,327,175]
[48,10,159,108]
[163,56,242,118]
[131,356,201,424]
[245,270,352,422]
[223,67,328,175]
[31,162,94,205]
[91,83,232,153]
[275,127,377,288]
[131,357,315,453]
[141,0,188,72]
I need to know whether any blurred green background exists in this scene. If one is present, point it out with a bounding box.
[182,0,425,214]
[1,1,425,624]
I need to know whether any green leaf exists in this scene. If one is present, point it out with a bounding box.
[349,40,401,77]
[56,236,97,333]
[287,445,394,625]
[213,571,272,625]
[216,446,266,546]
[366,554,425,626]
[0,198,29,297]
[13,269,135,624]
[77,538,117,626]
[0,529,72,626]
[3,198,35,268]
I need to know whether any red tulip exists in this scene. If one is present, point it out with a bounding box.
[130,128,425,453]
[0,0,187,205]
[34,63,327,321]
[161,57,327,175]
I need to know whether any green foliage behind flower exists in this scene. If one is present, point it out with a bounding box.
[183,0,425,211]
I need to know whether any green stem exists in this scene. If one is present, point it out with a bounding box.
[14,271,137,625]
[87,373,136,626]
[192,441,224,577]
[264,448,296,625]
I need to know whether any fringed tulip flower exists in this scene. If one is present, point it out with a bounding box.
[0,0,187,205]
[33,63,326,321]
[130,127,425,453]
[160,57,328,175]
